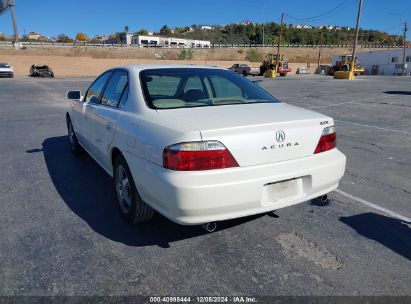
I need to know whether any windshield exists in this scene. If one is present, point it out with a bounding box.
[140,68,280,109]
[0,64,10,68]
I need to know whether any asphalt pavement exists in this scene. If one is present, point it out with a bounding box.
[0,75,410,297]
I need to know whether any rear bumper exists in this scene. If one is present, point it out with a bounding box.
[126,149,346,225]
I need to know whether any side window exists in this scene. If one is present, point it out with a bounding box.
[119,84,129,108]
[101,71,128,107]
[85,72,112,103]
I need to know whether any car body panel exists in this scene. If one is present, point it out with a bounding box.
[157,103,332,166]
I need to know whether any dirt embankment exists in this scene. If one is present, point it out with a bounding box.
[0,45,386,77]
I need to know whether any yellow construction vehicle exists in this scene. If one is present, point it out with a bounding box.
[260,54,292,77]
[329,55,365,76]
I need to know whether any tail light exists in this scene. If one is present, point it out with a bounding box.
[314,126,337,154]
[163,141,239,171]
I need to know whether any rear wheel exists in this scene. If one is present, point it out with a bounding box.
[113,155,154,224]
[259,66,266,76]
[67,118,84,155]
[242,70,248,77]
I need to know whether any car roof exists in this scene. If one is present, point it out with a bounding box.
[109,64,224,73]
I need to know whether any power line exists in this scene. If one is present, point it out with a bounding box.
[285,0,356,22]
[384,23,404,33]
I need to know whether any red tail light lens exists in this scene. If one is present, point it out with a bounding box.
[314,126,337,154]
[163,141,239,171]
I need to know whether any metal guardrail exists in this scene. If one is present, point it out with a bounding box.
[0,41,405,49]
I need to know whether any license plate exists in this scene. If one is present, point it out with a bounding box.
[261,178,299,205]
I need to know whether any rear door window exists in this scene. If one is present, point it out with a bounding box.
[101,71,128,107]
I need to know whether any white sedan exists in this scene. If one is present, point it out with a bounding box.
[0,63,14,78]
[66,65,346,228]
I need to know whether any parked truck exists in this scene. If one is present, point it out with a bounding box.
[229,64,260,76]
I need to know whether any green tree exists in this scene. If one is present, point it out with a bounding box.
[57,34,74,43]
[160,25,172,36]
[135,28,149,35]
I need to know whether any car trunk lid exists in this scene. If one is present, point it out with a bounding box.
[157,103,333,167]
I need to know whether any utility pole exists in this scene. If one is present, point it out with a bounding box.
[402,21,408,76]
[262,24,265,47]
[350,0,363,74]
[317,31,324,74]
[261,1,265,47]
[275,13,285,76]
[9,0,19,44]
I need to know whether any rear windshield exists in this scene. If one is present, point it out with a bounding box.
[0,64,10,68]
[140,68,279,109]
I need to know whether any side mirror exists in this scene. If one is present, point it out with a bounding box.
[67,90,81,100]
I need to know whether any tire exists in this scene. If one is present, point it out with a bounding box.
[242,70,248,77]
[67,118,84,155]
[113,155,154,224]
[260,66,266,76]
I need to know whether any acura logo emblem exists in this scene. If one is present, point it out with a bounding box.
[276,130,285,142]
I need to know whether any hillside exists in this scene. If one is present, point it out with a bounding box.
[159,23,401,46]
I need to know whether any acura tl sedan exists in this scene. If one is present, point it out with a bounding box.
[66,65,346,229]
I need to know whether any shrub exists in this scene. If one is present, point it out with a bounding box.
[177,48,194,60]
[245,48,263,62]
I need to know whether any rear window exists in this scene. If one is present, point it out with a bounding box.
[140,68,279,109]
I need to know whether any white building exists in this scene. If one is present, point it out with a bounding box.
[332,49,411,76]
[132,34,210,48]
[200,25,214,31]
[132,35,160,46]
[119,33,133,45]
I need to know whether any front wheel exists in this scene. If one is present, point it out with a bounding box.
[67,118,84,155]
[114,155,154,224]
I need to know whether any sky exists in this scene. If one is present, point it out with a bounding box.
[0,0,409,38]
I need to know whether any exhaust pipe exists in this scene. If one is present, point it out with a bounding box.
[320,194,328,204]
[202,222,217,233]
